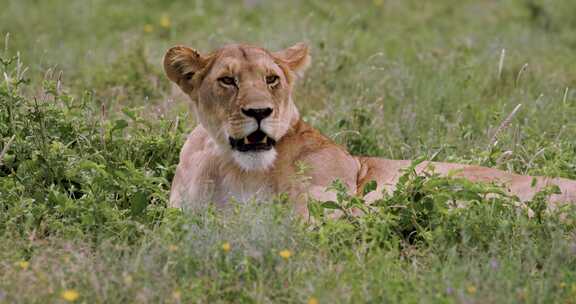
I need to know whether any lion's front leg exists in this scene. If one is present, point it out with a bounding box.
[285,185,336,219]
[286,147,362,219]
[289,184,367,220]
[169,163,217,210]
[169,128,225,210]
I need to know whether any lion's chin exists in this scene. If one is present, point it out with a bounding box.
[231,149,277,171]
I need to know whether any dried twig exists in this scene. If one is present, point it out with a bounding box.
[3,33,9,55]
[0,135,16,166]
[100,103,106,149]
[496,150,513,165]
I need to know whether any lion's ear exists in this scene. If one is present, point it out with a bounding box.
[273,42,311,78]
[163,46,208,93]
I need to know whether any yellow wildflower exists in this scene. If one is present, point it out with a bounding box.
[466,285,477,295]
[172,289,181,301]
[279,249,292,260]
[17,260,29,270]
[61,289,80,302]
[168,244,178,252]
[123,273,133,286]
[308,297,319,304]
[516,289,527,301]
[221,242,231,252]
[160,14,171,28]
[143,24,154,33]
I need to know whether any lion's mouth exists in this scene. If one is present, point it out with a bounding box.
[229,130,276,152]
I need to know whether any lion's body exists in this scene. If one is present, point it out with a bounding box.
[164,43,576,216]
[171,119,576,215]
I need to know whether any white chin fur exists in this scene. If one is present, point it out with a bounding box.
[232,149,277,171]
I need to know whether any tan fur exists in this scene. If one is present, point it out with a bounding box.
[164,43,576,216]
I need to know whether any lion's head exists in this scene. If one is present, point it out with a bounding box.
[163,43,310,171]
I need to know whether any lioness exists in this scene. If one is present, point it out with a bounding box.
[164,42,576,216]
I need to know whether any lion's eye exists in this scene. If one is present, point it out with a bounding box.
[218,76,236,86]
[266,75,279,86]
[184,72,194,81]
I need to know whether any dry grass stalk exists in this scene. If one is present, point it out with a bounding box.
[497,48,506,80]
[515,63,528,86]
[489,103,522,146]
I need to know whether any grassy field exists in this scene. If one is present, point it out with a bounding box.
[1,0,576,303]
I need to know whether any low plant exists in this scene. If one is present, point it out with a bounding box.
[0,49,186,242]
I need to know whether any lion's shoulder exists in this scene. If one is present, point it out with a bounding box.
[274,120,360,187]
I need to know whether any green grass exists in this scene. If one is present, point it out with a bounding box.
[1,0,576,303]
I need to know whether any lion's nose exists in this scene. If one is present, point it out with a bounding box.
[241,107,273,122]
